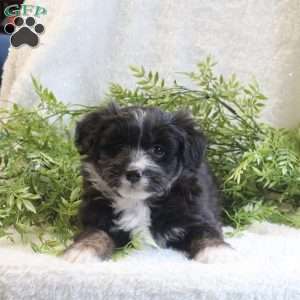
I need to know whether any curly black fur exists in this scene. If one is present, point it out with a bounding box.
[68,103,226,259]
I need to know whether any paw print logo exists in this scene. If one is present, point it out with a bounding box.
[4,17,45,48]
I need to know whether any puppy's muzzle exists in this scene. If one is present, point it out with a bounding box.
[125,169,142,183]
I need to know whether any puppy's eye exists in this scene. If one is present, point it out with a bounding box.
[151,145,166,158]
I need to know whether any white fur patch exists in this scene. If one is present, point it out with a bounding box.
[63,247,102,264]
[112,195,151,232]
[112,180,158,248]
[113,199,158,248]
[128,150,159,172]
[194,244,241,264]
[132,109,147,126]
[112,147,160,248]
[117,176,151,201]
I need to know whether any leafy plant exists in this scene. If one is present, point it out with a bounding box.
[0,58,299,255]
[110,57,300,228]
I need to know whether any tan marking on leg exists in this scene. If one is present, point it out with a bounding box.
[191,238,240,264]
[63,230,115,263]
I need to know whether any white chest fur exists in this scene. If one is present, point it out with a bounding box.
[112,196,158,248]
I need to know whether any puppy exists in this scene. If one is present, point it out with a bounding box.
[63,103,234,264]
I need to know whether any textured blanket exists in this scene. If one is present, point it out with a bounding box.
[0,222,299,300]
[1,0,300,127]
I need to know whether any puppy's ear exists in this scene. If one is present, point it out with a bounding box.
[75,102,120,155]
[172,111,207,167]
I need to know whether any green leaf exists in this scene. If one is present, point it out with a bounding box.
[23,200,37,213]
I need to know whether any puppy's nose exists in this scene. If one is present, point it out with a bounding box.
[126,170,142,183]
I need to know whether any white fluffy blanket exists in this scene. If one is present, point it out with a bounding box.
[1,0,300,127]
[0,222,299,300]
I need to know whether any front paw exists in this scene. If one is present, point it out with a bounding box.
[62,230,115,264]
[63,245,103,264]
[194,242,241,264]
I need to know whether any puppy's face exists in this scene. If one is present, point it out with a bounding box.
[75,103,206,201]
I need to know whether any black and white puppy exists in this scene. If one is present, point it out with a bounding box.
[63,103,234,263]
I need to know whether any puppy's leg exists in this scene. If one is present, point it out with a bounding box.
[63,229,115,263]
[191,238,237,264]
[189,226,238,264]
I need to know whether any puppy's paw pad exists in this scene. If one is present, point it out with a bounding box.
[195,244,241,264]
[63,247,102,264]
